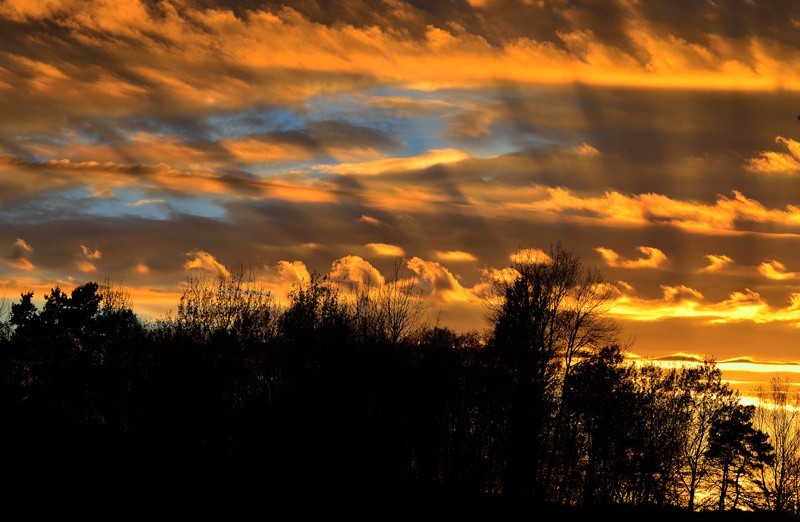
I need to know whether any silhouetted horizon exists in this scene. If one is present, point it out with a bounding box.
[2,244,798,519]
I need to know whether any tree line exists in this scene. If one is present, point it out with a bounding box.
[0,243,798,517]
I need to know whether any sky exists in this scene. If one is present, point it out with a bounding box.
[4,0,800,393]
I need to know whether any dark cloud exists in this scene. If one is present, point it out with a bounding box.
[169,0,800,60]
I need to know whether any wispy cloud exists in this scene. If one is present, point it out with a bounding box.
[4,238,34,271]
[436,250,478,262]
[183,250,230,278]
[314,149,469,175]
[596,246,668,269]
[700,254,733,273]
[366,243,405,257]
[759,259,799,281]
[76,244,102,273]
[747,136,800,175]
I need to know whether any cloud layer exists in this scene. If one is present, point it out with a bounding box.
[5,0,800,370]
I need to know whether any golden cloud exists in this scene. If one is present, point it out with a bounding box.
[314,148,469,175]
[573,143,601,157]
[330,255,385,288]
[661,285,704,302]
[360,215,381,225]
[4,238,34,271]
[510,248,552,264]
[11,145,800,242]
[0,153,342,205]
[259,260,311,304]
[510,187,800,236]
[272,260,311,285]
[758,259,798,281]
[80,245,102,260]
[366,243,405,257]
[608,285,800,326]
[405,257,477,304]
[435,250,478,262]
[747,136,800,174]
[6,0,800,144]
[183,250,231,278]
[596,246,668,269]
[76,261,97,273]
[700,254,733,273]
[74,245,102,273]
[367,95,455,116]
[221,138,313,164]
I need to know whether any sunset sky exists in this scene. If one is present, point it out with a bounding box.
[4,0,800,393]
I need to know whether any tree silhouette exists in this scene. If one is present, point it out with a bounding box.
[177,265,276,345]
[678,359,740,511]
[705,403,774,510]
[753,377,800,513]
[0,244,796,517]
[562,345,637,506]
[488,242,618,501]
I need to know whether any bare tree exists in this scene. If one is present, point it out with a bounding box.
[98,277,134,314]
[178,263,276,344]
[379,260,427,345]
[342,259,427,345]
[0,295,10,342]
[752,377,800,513]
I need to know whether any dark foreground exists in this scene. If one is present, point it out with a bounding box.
[1,272,797,519]
[9,456,798,521]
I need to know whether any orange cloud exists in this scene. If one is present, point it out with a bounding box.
[10,148,800,239]
[367,95,455,116]
[510,187,800,236]
[183,251,230,278]
[747,136,800,174]
[661,285,704,302]
[472,266,522,299]
[573,143,601,157]
[314,149,469,175]
[75,245,102,273]
[510,248,552,264]
[616,281,635,293]
[80,245,101,260]
[360,215,381,225]
[605,283,800,326]
[596,246,668,269]
[4,238,34,271]
[482,266,521,284]
[271,260,311,285]
[701,254,733,273]
[435,250,478,262]
[76,261,97,273]
[6,0,800,144]
[26,132,230,170]
[366,243,405,257]
[0,153,343,205]
[405,257,476,304]
[258,260,310,301]
[758,260,799,281]
[330,255,384,288]
[220,138,313,163]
